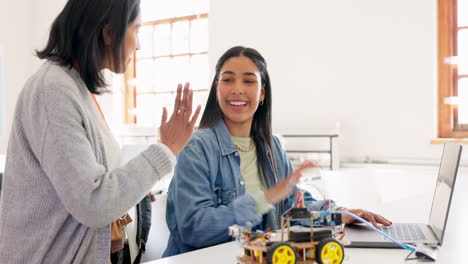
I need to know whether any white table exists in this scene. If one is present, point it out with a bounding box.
[144,165,468,263]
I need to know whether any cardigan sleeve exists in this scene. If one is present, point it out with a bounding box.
[36,79,175,228]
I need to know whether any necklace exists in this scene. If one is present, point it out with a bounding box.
[235,138,254,152]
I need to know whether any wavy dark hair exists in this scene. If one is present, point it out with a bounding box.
[36,0,141,94]
[200,46,279,187]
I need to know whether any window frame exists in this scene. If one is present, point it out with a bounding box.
[438,0,468,137]
[124,13,209,124]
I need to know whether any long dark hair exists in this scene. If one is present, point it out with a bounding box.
[36,0,141,94]
[200,46,279,187]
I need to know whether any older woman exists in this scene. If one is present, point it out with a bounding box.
[0,0,200,263]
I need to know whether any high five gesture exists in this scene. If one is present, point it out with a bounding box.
[160,83,202,155]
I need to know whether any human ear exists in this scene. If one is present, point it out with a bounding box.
[260,85,266,102]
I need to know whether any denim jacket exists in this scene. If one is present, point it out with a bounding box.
[163,120,333,257]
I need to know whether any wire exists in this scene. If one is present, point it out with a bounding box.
[333,231,346,240]
[320,211,416,252]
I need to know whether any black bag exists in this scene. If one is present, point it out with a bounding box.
[111,196,152,264]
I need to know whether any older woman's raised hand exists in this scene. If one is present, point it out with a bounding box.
[160,83,201,155]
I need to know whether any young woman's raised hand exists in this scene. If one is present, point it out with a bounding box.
[264,161,317,204]
[160,83,201,155]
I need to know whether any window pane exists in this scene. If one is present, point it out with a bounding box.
[136,93,176,126]
[458,29,468,75]
[140,0,176,21]
[458,78,468,124]
[136,94,158,125]
[189,54,210,90]
[459,0,468,27]
[154,24,171,56]
[141,0,209,22]
[135,0,209,126]
[190,18,209,53]
[169,56,191,89]
[193,0,209,14]
[137,26,153,58]
[176,0,209,17]
[193,90,209,126]
[136,60,154,93]
[153,57,171,91]
[153,56,190,92]
[172,21,190,54]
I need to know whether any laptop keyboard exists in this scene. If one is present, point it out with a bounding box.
[381,223,426,241]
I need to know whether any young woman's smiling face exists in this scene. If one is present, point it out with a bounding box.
[216,56,265,130]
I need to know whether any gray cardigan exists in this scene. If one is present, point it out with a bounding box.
[0,61,175,263]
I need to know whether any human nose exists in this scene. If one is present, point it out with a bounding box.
[136,36,141,50]
[231,82,245,94]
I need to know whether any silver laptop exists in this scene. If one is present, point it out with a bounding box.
[345,143,462,248]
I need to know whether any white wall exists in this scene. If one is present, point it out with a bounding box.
[29,0,124,131]
[30,0,68,70]
[0,0,33,153]
[0,0,458,164]
[209,0,444,163]
[0,0,65,153]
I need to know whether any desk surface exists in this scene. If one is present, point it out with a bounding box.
[144,165,468,263]
[148,242,416,264]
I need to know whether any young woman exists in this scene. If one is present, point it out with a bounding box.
[0,0,200,263]
[163,46,391,257]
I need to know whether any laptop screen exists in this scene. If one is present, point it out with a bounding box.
[428,143,462,245]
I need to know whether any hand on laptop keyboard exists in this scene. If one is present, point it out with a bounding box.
[341,208,392,228]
